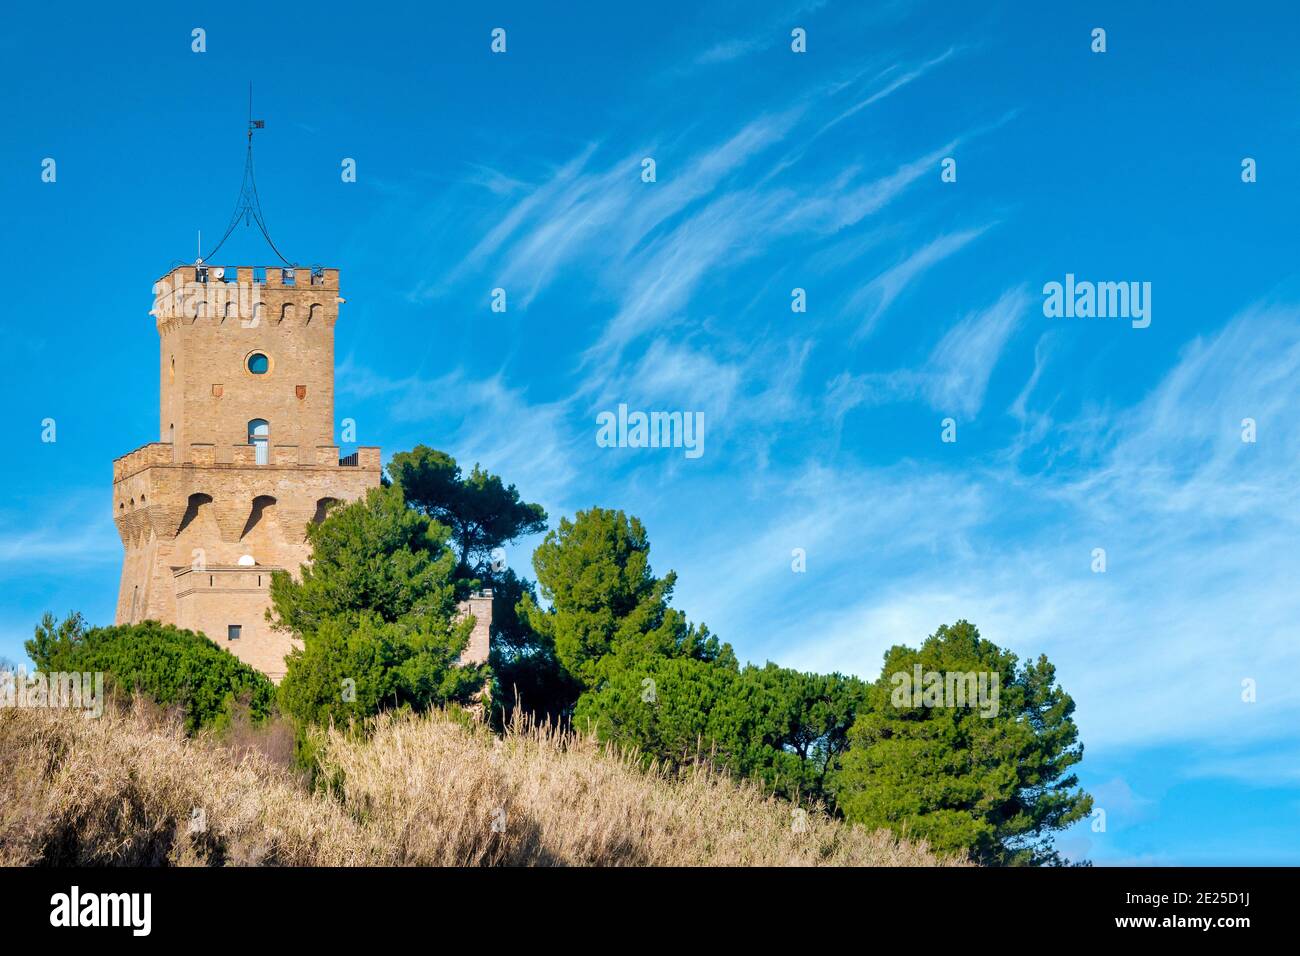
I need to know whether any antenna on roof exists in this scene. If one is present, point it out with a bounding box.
[199,83,294,267]
[248,82,265,141]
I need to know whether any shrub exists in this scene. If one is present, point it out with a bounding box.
[26,613,276,734]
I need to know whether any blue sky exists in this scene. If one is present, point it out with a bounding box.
[2,0,1299,865]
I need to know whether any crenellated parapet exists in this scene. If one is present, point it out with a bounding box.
[114,442,380,482]
[152,265,341,335]
[112,442,176,481]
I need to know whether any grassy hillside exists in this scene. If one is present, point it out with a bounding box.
[0,703,964,867]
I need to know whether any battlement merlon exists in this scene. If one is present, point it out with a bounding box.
[153,265,339,291]
[112,442,381,482]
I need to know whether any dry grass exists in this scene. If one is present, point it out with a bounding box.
[0,703,964,867]
[0,701,376,866]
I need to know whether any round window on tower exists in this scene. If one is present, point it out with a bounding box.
[245,351,272,375]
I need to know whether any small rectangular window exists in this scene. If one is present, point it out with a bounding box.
[227,625,242,641]
[281,268,296,287]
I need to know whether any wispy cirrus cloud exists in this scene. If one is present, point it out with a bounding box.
[827,286,1030,419]
[846,225,992,340]
[689,0,830,66]
[337,358,580,512]
[678,300,1300,761]
[413,59,984,372]
[816,46,960,138]
[695,36,771,66]
[1057,302,1300,520]
[580,134,963,367]
[921,286,1028,417]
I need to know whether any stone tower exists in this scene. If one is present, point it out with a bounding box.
[111,264,382,680]
[112,264,493,680]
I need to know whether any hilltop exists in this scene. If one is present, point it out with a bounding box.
[0,702,960,867]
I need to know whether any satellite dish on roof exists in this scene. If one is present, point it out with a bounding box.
[237,554,256,567]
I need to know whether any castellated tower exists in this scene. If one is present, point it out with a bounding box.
[113,264,492,681]
[112,265,369,681]
[112,265,381,680]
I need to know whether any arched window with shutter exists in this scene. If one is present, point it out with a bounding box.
[248,419,270,465]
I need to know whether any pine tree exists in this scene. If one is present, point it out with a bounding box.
[836,620,1092,864]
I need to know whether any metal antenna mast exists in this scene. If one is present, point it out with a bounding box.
[199,83,295,266]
